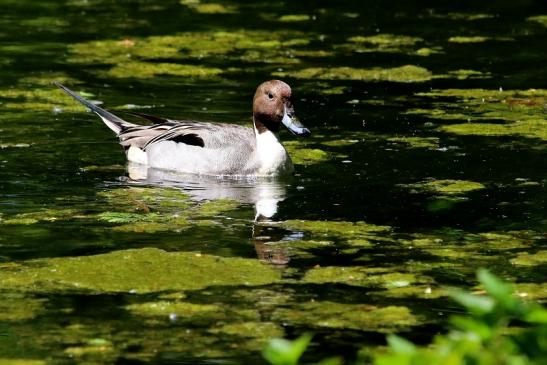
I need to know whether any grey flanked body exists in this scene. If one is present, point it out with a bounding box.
[55,80,310,177]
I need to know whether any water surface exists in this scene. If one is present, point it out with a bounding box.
[0,0,546,364]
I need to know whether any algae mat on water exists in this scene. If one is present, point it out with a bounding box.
[0,248,281,294]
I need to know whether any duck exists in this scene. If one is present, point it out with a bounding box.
[55,80,310,177]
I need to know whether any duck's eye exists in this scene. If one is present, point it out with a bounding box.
[267,92,274,100]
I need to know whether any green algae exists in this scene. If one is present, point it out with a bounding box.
[196,199,241,216]
[302,266,426,289]
[0,87,86,112]
[526,15,547,27]
[67,30,312,74]
[282,219,391,239]
[510,251,547,267]
[0,295,46,321]
[444,69,491,80]
[346,34,423,54]
[0,248,281,294]
[388,136,440,149]
[439,120,547,141]
[284,143,330,165]
[126,300,220,317]
[181,0,238,14]
[2,208,82,225]
[273,65,434,83]
[0,360,45,365]
[273,302,419,332]
[278,14,310,22]
[448,36,491,43]
[403,179,486,196]
[209,321,283,338]
[412,88,547,141]
[106,61,223,79]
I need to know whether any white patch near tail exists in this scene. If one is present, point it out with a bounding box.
[127,146,148,165]
[99,116,123,135]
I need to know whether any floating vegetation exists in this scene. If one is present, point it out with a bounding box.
[67,30,313,77]
[283,141,330,165]
[346,34,423,53]
[303,266,427,289]
[273,302,418,332]
[180,0,238,14]
[127,301,220,318]
[0,295,46,321]
[274,65,434,83]
[448,36,491,43]
[281,220,391,240]
[0,248,281,294]
[432,12,494,20]
[106,61,223,79]
[278,15,310,22]
[414,88,547,141]
[402,179,486,196]
[510,251,547,267]
[0,87,86,112]
[526,15,547,27]
[387,136,440,149]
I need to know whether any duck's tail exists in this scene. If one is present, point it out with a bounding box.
[54,82,135,135]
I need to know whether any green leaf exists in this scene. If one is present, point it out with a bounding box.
[477,269,514,306]
[450,316,492,339]
[263,334,313,365]
[386,335,416,354]
[525,307,547,324]
[450,290,495,314]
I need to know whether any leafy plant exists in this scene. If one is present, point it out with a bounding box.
[263,269,547,365]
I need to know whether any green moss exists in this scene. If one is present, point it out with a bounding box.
[414,47,443,56]
[209,321,283,338]
[2,208,81,225]
[283,141,334,165]
[0,248,281,294]
[0,295,46,321]
[439,120,547,141]
[0,360,46,365]
[182,2,238,14]
[127,301,220,317]
[274,65,434,83]
[278,15,310,22]
[282,219,391,239]
[341,34,430,55]
[527,15,547,27]
[67,30,311,70]
[106,61,223,79]
[428,12,494,21]
[412,88,547,141]
[0,87,86,112]
[514,283,547,301]
[273,302,419,332]
[510,251,547,267]
[196,199,241,216]
[303,266,424,289]
[448,36,490,43]
[388,136,440,149]
[403,179,486,196]
[444,69,491,80]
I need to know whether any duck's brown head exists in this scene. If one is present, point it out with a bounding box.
[252,80,310,137]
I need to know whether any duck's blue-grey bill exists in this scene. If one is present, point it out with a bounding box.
[282,113,311,137]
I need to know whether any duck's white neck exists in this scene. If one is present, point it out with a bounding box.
[253,123,293,175]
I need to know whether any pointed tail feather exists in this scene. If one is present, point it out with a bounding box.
[54,82,134,135]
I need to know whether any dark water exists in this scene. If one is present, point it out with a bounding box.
[1,0,546,364]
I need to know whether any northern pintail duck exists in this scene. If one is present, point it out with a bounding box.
[55,80,310,177]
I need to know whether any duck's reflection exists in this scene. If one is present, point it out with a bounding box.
[127,163,293,265]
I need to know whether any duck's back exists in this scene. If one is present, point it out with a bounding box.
[142,122,259,176]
